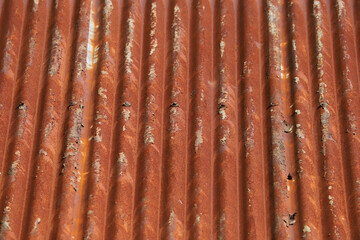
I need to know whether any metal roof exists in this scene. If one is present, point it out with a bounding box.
[0,0,360,239]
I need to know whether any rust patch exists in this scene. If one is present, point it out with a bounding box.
[0,1,359,239]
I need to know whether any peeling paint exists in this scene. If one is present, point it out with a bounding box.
[148,63,156,81]
[329,195,334,205]
[33,0,39,12]
[118,152,128,176]
[124,13,135,74]
[295,124,305,139]
[8,150,21,183]
[39,149,48,156]
[220,39,225,58]
[0,206,11,235]
[31,218,41,234]
[195,119,203,152]
[122,108,131,122]
[86,2,98,69]
[1,39,12,73]
[149,2,158,56]
[172,5,181,53]
[93,157,101,183]
[103,0,113,36]
[220,127,230,145]
[218,212,226,240]
[92,127,102,142]
[98,87,107,105]
[168,210,176,228]
[169,111,181,133]
[144,125,155,144]
[48,26,62,76]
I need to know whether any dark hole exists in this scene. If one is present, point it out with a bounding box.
[287,173,293,180]
[289,212,296,220]
[16,102,24,109]
[217,104,226,110]
[289,212,296,226]
[122,101,131,107]
[266,102,278,109]
[170,102,179,107]
[67,102,76,109]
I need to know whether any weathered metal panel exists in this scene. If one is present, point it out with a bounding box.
[0,0,360,239]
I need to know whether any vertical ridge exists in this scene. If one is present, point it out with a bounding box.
[49,0,99,238]
[285,0,323,238]
[309,0,350,238]
[0,1,359,239]
[20,1,77,238]
[0,1,26,185]
[263,0,298,238]
[185,0,212,238]
[20,0,69,238]
[259,0,270,237]
[0,1,50,238]
[158,0,188,239]
[105,0,142,239]
[329,0,360,238]
[355,0,360,79]
[131,0,165,238]
[237,0,269,239]
[80,0,119,239]
[212,0,238,239]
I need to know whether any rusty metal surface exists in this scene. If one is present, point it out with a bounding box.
[0,0,360,239]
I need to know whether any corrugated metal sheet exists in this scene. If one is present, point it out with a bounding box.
[0,0,360,239]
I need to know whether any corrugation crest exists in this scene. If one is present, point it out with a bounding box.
[0,0,359,239]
